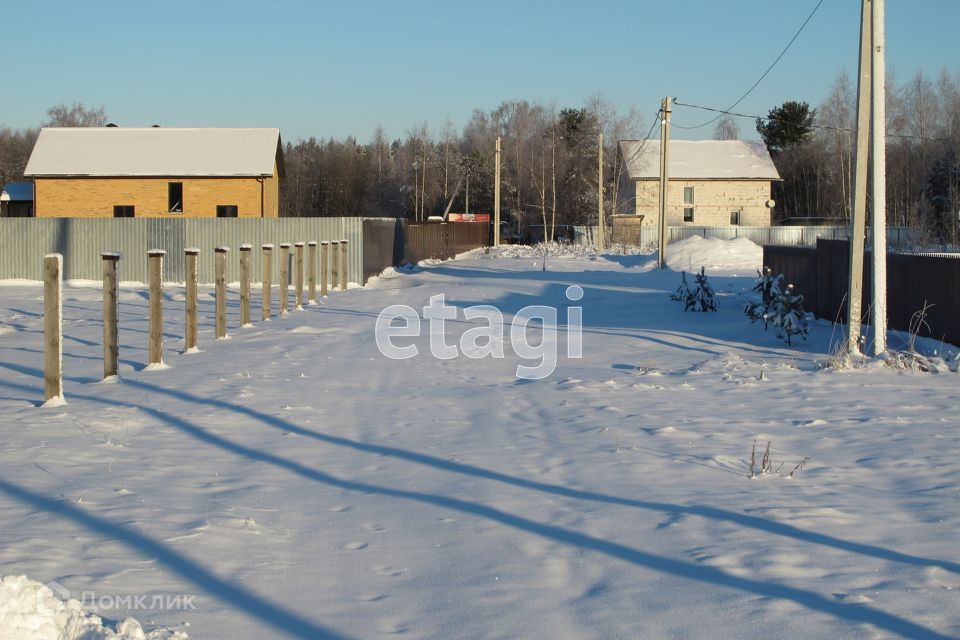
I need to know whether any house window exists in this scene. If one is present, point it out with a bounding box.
[113,205,135,218]
[216,205,238,218]
[730,210,741,225]
[683,207,694,223]
[683,186,695,205]
[168,182,183,213]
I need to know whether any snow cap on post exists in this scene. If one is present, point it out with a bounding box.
[147,249,166,257]
[215,246,230,253]
[262,243,274,250]
[239,243,253,251]
[184,247,200,256]
[101,252,121,260]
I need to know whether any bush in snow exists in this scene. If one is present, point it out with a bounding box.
[680,267,718,312]
[771,283,809,345]
[743,266,782,330]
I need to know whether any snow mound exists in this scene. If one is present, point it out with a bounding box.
[666,236,761,276]
[0,575,188,639]
[481,242,652,260]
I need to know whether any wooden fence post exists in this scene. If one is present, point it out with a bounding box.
[279,242,291,315]
[262,244,273,321]
[215,246,229,339]
[148,249,166,367]
[307,241,318,304]
[294,241,304,309]
[184,248,199,352]
[340,239,349,290]
[330,240,340,292]
[320,241,330,297]
[101,252,120,379]
[43,253,64,404]
[239,244,252,327]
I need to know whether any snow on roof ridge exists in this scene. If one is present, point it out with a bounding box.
[25,127,282,177]
[618,139,780,181]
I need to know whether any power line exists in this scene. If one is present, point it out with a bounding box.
[622,109,663,165]
[672,0,826,131]
[673,100,948,142]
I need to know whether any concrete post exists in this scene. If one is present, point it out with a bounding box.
[147,249,166,366]
[215,246,229,339]
[320,241,330,297]
[294,241,304,309]
[239,244,252,327]
[339,239,349,290]
[184,248,199,352]
[307,241,318,304]
[101,252,120,379]
[871,0,887,355]
[279,242,291,315]
[330,241,340,292]
[43,253,64,403]
[262,244,273,321]
[848,0,873,354]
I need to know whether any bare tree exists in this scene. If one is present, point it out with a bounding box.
[712,114,740,140]
[44,102,108,127]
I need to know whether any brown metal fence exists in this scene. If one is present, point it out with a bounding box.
[764,240,960,346]
[362,218,406,281]
[361,220,491,280]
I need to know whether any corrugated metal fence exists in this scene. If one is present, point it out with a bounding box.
[363,220,491,272]
[0,218,379,284]
[571,225,919,248]
[763,239,960,347]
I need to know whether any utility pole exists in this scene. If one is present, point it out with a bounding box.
[598,132,606,252]
[871,0,887,355]
[657,97,672,269]
[847,0,872,354]
[495,136,502,246]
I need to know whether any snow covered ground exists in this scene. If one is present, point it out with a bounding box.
[0,237,958,639]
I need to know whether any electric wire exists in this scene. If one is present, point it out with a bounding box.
[673,100,948,142]
[671,0,826,131]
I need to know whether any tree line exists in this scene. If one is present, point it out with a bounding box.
[751,68,960,243]
[2,71,958,243]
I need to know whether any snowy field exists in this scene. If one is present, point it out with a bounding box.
[1,237,958,639]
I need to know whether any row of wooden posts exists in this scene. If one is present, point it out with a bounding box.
[43,239,350,404]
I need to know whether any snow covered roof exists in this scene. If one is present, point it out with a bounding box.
[0,182,33,202]
[24,127,283,178]
[619,139,780,181]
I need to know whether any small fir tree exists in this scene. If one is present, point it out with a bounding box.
[744,266,783,330]
[685,267,718,312]
[772,283,809,345]
[670,271,690,302]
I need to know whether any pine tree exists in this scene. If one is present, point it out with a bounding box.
[744,267,783,329]
[771,284,809,345]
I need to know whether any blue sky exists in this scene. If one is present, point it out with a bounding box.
[3,0,958,142]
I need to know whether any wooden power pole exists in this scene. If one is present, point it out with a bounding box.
[494,136,501,246]
[598,132,606,252]
[657,97,672,269]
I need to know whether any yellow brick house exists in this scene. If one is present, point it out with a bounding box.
[24,127,284,218]
[617,139,780,227]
